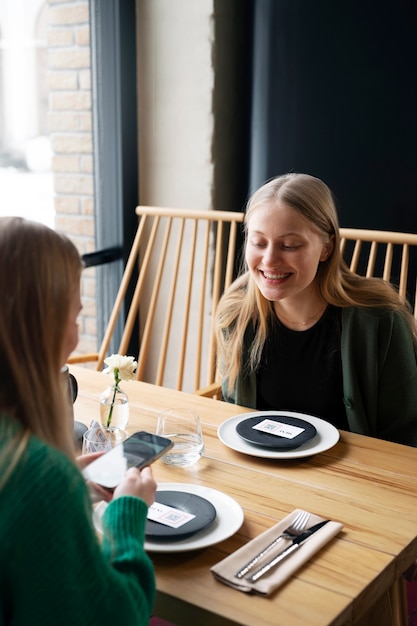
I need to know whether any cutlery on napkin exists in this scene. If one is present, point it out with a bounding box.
[210,509,343,595]
[248,519,329,582]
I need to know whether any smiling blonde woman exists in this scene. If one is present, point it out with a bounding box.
[215,173,417,447]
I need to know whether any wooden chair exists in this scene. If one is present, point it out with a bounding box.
[68,206,244,395]
[339,228,417,317]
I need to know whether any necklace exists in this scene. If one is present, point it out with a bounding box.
[275,304,327,326]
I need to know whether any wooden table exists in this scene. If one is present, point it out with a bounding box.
[71,365,417,626]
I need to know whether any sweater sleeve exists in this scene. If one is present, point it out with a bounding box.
[101,495,156,612]
[376,311,417,446]
[341,307,417,446]
[0,437,155,626]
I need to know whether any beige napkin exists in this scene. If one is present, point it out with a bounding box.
[211,509,343,596]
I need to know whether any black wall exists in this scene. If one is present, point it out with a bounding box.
[250,0,417,231]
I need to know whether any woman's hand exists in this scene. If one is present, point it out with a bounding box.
[76,451,104,470]
[77,454,157,506]
[76,452,114,503]
[113,466,156,507]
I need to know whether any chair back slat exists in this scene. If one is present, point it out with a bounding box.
[366,241,378,276]
[194,220,211,390]
[339,228,417,319]
[153,217,180,386]
[175,218,197,389]
[97,213,149,368]
[382,243,394,282]
[398,245,409,301]
[350,240,362,273]
[118,215,162,369]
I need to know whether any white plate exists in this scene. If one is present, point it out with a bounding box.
[93,482,244,553]
[218,410,340,459]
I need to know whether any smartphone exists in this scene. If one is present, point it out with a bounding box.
[82,430,173,488]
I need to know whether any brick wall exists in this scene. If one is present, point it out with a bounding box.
[47,0,97,357]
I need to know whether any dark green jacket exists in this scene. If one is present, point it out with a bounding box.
[222,307,417,447]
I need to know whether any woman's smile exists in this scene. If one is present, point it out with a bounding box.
[262,270,291,280]
[261,270,292,284]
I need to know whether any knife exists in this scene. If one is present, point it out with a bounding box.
[248,519,330,582]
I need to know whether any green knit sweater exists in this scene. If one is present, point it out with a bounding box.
[0,418,155,625]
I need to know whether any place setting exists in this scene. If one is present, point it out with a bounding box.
[92,407,244,552]
[93,482,244,552]
[217,410,340,459]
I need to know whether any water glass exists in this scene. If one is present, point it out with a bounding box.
[156,409,204,467]
[82,425,127,455]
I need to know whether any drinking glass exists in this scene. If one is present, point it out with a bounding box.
[82,425,127,455]
[156,409,204,467]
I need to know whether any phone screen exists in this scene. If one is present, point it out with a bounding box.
[82,431,173,488]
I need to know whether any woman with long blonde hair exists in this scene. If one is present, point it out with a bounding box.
[0,217,156,625]
[216,173,417,446]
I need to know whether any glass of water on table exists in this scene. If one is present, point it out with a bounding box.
[156,409,204,467]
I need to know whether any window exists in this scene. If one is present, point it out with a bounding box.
[0,0,54,228]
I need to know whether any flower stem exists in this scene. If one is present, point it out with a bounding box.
[106,368,121,428]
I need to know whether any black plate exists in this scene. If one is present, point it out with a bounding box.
[145,491,217,540]
[236,414,317,450]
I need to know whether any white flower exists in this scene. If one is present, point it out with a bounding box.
[103,354,137,381]
[102,354,137,428]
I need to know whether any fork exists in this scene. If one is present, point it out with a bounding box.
[235,510,311,579]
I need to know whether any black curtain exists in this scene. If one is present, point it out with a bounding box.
[250,0,417,231]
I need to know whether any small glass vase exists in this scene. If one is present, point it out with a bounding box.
[99,384,129,429]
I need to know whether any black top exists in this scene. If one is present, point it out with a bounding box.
[256,306,349,430]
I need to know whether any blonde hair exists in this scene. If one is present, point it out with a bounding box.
[216,173,417,393]
[0,217,83,485]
